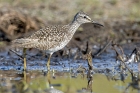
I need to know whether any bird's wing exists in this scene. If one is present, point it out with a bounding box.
[13,25,69,50]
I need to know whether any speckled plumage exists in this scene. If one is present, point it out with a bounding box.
[14,25,68,49]
[12,11,103,70]
[13,23,80,53]
[12,11,86,53]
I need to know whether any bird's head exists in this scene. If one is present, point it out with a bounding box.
[74,11,103,27]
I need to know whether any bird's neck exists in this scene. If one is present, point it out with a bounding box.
[68,21,81,34]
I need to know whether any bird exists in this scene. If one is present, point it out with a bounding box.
[12,11,103,71]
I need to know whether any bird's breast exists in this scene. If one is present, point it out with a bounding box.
[47,33,73,53]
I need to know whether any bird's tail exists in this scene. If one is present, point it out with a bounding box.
[12,38,38,48]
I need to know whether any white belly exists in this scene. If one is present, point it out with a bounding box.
[46,36,71,54]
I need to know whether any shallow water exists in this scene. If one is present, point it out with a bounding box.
[0,71,139,93]
[0,45,138,72]
[0,43,139,93]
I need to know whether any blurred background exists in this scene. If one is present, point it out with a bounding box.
[0,0,140,47]
[0,1,140,93]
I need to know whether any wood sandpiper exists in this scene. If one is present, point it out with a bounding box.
[12,11,103,71]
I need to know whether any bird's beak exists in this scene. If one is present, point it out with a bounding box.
[92,21,104,27]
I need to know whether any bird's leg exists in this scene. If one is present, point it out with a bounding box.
[47,54,52,71]
[23,70,27,82]
[23,48,27,71]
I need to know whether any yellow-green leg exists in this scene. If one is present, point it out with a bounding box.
[23,70,27,82]
[23,48,27,71]
[47,54,52,71]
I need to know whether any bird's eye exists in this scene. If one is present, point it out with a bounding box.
[84,16,86,18]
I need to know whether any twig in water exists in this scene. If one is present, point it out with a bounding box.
[9,49,23,60]
[95,39,112,56]
[87,51,93,70]
[112,45,134,74]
